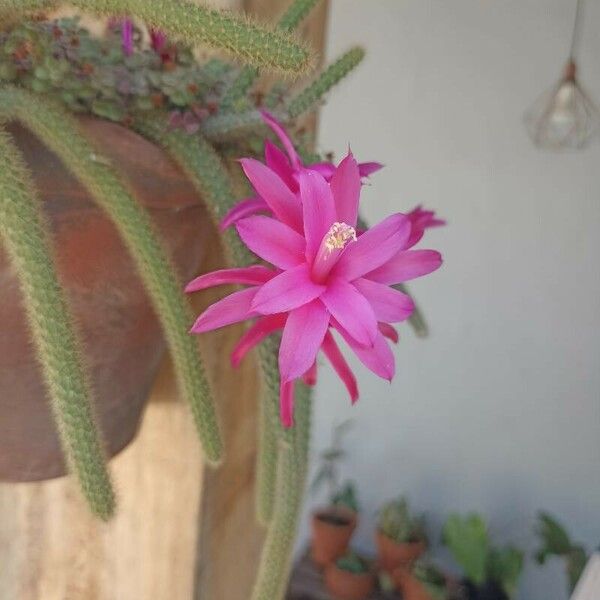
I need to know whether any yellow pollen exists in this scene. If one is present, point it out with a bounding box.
[324,222,357,251]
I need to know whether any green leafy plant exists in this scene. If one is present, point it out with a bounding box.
[442,513,524,599]
[378,496,426,544]
[336,550,371,574]
[332,482,359,514]
[0,2,370,599]
[534,512,589,594]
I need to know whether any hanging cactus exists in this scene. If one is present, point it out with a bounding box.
[0,127,115,520]
[0,87,224,465]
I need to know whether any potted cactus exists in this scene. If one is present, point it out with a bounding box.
[534,512,590,595]
[376,496,427,572]
[393,561,450,600]
[325,550,376,600]
[0,1,444,598]
[310,421,359,566]
[442,513,524,600]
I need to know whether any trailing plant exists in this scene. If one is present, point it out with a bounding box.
[534,512,589,594]
[0,2,444,599]
[378,496,426,544]
[442,513,524,600]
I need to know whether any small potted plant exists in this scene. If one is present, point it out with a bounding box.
[376,496,427,572]
[534,512,589,595]
[442,513,524,600]
[392,561,450,600]
[325,550,375,600]
[310,421,359,566]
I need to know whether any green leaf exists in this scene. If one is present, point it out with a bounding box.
[442,513,489,585]
[488,546,524,597]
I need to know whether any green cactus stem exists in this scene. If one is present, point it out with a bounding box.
[0,87,223,465]
[138,118,285,525]
[251,383,312,600]
[0,0,312,76]
[221,0,319,111]
[0,126,115,519]
[287,46,365,118]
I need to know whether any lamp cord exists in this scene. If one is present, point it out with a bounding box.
[569,0,584,59]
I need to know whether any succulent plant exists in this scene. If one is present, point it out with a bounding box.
[336,550,371,574]
[413,561,449,600]
[331,481,360,514]
[378,496,426,544]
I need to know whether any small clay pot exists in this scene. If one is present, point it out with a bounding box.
[393,568,438,600]
[375,530,426,572]
[310,507,357,567]
[325,563,375,600]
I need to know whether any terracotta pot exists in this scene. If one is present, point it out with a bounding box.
[393,568,437,600]
[375,530,426,573]
[310,507,357,567]
[0,118,213,481]
[324,563,375,600]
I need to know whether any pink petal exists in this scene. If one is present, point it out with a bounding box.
[321,277,378,346]
[260,110,301,169]
[330,151,361,227]
[190,287,258,333]
[302,361,317,386]
[299,170,336,263]
[280,380,295,427]
[352,278,414,323]
[220,197,269,230]
[334,321,395,381]
[358,162,384,178]
[322,331,359,404]
[185,265,275,293]
[236,216,305,269]
[366,249,443,285]
[251,264,326,314]
[265,140,297,191]
[279,300,329,382]
[239,158,302,231]
[332,213,412,282]
[378,322,399,344]
[231,314,287,367]
[308,162,336,180]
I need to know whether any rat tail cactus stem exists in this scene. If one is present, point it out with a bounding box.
[251,383,312,600]
[0,126,115,519]
[221,0,319,112]
[138,119,284,525]
[0,87,223,466]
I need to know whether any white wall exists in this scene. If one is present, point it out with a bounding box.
[298,2,600,599]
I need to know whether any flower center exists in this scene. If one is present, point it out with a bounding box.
[312,222,356,283]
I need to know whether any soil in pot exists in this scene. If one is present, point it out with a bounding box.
[0,118,212,481]
[311,506,357,567]
[324,563,375,600]
[375,530,426,573]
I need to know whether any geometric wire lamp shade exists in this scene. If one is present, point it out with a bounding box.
[524,61,600,150]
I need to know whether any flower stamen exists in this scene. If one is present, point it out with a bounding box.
[312,222,356,283]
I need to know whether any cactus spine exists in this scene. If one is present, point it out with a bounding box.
[0,87,223,465]
[0,126,115,519]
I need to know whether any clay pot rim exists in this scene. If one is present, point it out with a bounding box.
[313,505,358,526]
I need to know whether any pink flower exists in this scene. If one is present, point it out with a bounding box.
[220,111,383,230]
[150,29,167,52]
[406,205,446,248]
[121,19,134,57]
[186,129,443,427]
